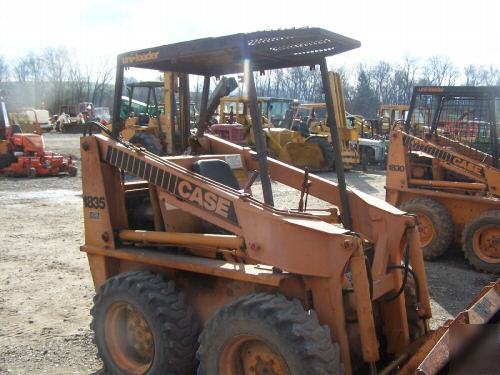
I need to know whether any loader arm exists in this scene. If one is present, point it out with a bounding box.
[84,133,360,277]
[389,130,500,195]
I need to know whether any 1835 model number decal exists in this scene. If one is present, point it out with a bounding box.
[83,195,106,209]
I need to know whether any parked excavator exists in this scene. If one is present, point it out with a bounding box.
[0,96,77,177]
[80,29,499,375]
[386,86,499,273]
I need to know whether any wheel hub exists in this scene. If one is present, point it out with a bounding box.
[220,336,289,375]
[472,225,500,262]
[416,213,435,247]
[125,305,154,360]
[104,302,154,374]
[242,341,287,375]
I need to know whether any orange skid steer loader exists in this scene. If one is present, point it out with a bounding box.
[386,86,499,273]
[80,30,499,374]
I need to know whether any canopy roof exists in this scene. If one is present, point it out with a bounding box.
[119,28,360,76]
[126,81,164,89]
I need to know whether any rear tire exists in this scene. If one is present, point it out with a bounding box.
[91,272,199,375]
[0,152,16,170]
[462,210,500,274]
[129,132,163,155]
[197,293,341,375]
[399,197,453,260]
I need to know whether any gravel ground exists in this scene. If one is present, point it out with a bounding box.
[0,133,496,374]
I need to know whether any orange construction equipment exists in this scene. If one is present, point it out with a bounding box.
[386,86,499,273]
[80,30,499,374]
[0,97,77,177]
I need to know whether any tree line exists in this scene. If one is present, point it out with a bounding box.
[0,48,114,115]
[254,55,499,118]
[0,50,498,119]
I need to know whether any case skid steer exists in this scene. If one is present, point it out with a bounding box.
[80,30,499,374]
[386,86,499,273]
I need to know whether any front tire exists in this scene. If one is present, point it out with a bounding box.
[91,272,198,375]
[27,167,37,178]
[197,293,341,375]
[69,166,77,177]
[462,210,500,274]
[399,197,453,260]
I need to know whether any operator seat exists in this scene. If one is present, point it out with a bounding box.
[192,159,239,190]
[191,159,240,235]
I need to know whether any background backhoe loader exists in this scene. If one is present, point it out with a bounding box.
[212,95,334,170]
[386,86,499,273]
[80,29,499,375]
[210,74,359,171]
[115,76,237,155]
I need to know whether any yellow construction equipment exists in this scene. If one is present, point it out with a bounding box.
[211,73,358,170]
[379,104,410,134]
[212,96,333,170]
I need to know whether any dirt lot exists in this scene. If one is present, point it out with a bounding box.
[0,133,496,374]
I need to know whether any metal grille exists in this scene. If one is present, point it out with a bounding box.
[411,94,497,155]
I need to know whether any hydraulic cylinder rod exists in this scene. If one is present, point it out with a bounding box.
[119,229,245,249]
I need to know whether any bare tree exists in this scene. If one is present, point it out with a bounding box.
[13,56,31,83]
[391,54,419,104]
[464,64,481,85]
[371,61,392,103]
[43,47,70,110]
[0,56,8,87]
[479,65,500,85]
[421,55,459,85]
[91,58,114,106]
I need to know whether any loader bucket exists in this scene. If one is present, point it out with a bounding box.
[280,142,325,170]
[399,279,499,375]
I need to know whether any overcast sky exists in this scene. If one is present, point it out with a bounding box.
[1,0,499,69]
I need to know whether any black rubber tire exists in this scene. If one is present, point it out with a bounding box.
[404,275,426,341]
[0,152,16,170]
[91,272,199,375]
[399,197,453,260]
[197,293,341,375]
[69,166,77,177]
[129,132,163,155]
[360,146,375,165]
[462,210,500,274]
[306,136,334,169]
